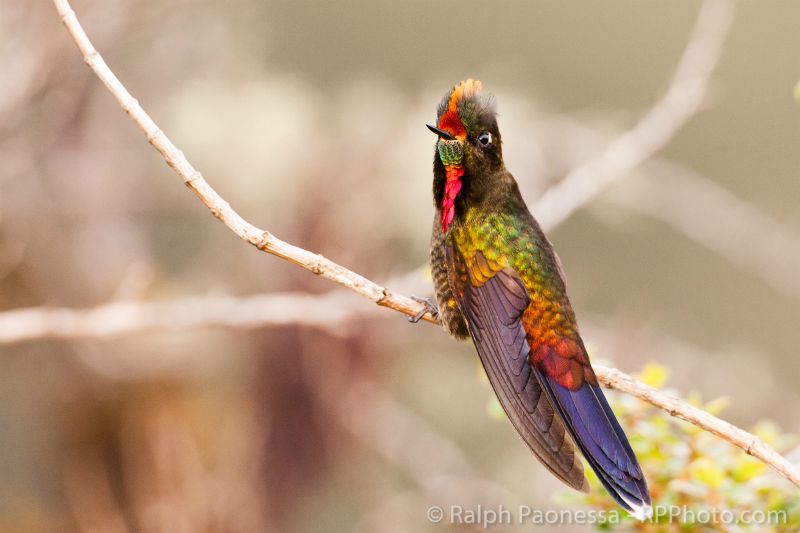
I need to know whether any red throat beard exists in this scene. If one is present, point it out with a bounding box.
[441,164,463,232]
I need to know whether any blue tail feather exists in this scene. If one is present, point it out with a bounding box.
[537,374,651,517]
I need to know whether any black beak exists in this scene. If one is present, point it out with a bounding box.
[426,124,456,141]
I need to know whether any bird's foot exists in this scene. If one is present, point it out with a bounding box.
[408,296,439,323]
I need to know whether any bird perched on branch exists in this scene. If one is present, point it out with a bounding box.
[417,79,651,519]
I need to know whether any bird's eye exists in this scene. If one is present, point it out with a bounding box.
[478,132,492,147]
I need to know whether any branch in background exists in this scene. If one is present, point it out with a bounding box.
[609,159,800,300]
[0,292,367,343]
[0,267,431,345]
[533,0,734,231]
[49,0,800,491]
[7,284,800,488]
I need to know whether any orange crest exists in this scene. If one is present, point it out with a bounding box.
[437,79,482,139]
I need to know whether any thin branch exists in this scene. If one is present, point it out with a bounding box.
[51,0,437,325]
[533,0,734,231]
[48,0,800,491]
[596,365,800,488]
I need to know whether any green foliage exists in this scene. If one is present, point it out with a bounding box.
[561,363,800,532]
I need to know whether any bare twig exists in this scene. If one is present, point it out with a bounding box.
[51,0,436,325]
[49,0,800,490]
[597,365,800,488]
[533,0,734,231]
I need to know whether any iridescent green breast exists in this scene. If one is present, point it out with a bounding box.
[451,210,578,342]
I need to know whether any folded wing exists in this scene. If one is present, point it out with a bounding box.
[448,248,587,491]
[450,247,650,517]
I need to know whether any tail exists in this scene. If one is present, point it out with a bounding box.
[535,369,652,520]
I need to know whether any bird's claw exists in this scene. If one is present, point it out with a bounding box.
[408,296,439,323]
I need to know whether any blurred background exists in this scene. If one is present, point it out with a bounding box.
[1,0,799,531]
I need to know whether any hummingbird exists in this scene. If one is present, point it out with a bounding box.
[419,79,651,519]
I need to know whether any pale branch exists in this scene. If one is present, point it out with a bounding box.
[51,0,437,325]
[533,0,734,231]
[49,0,800,491]
[597,365,800,488]
[0,292,368,344]
[0,268,428,344]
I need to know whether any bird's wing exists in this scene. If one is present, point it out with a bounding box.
[447,245,651,517]
[445,244,587,491]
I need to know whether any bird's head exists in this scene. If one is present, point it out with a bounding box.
[428,79,503,232]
